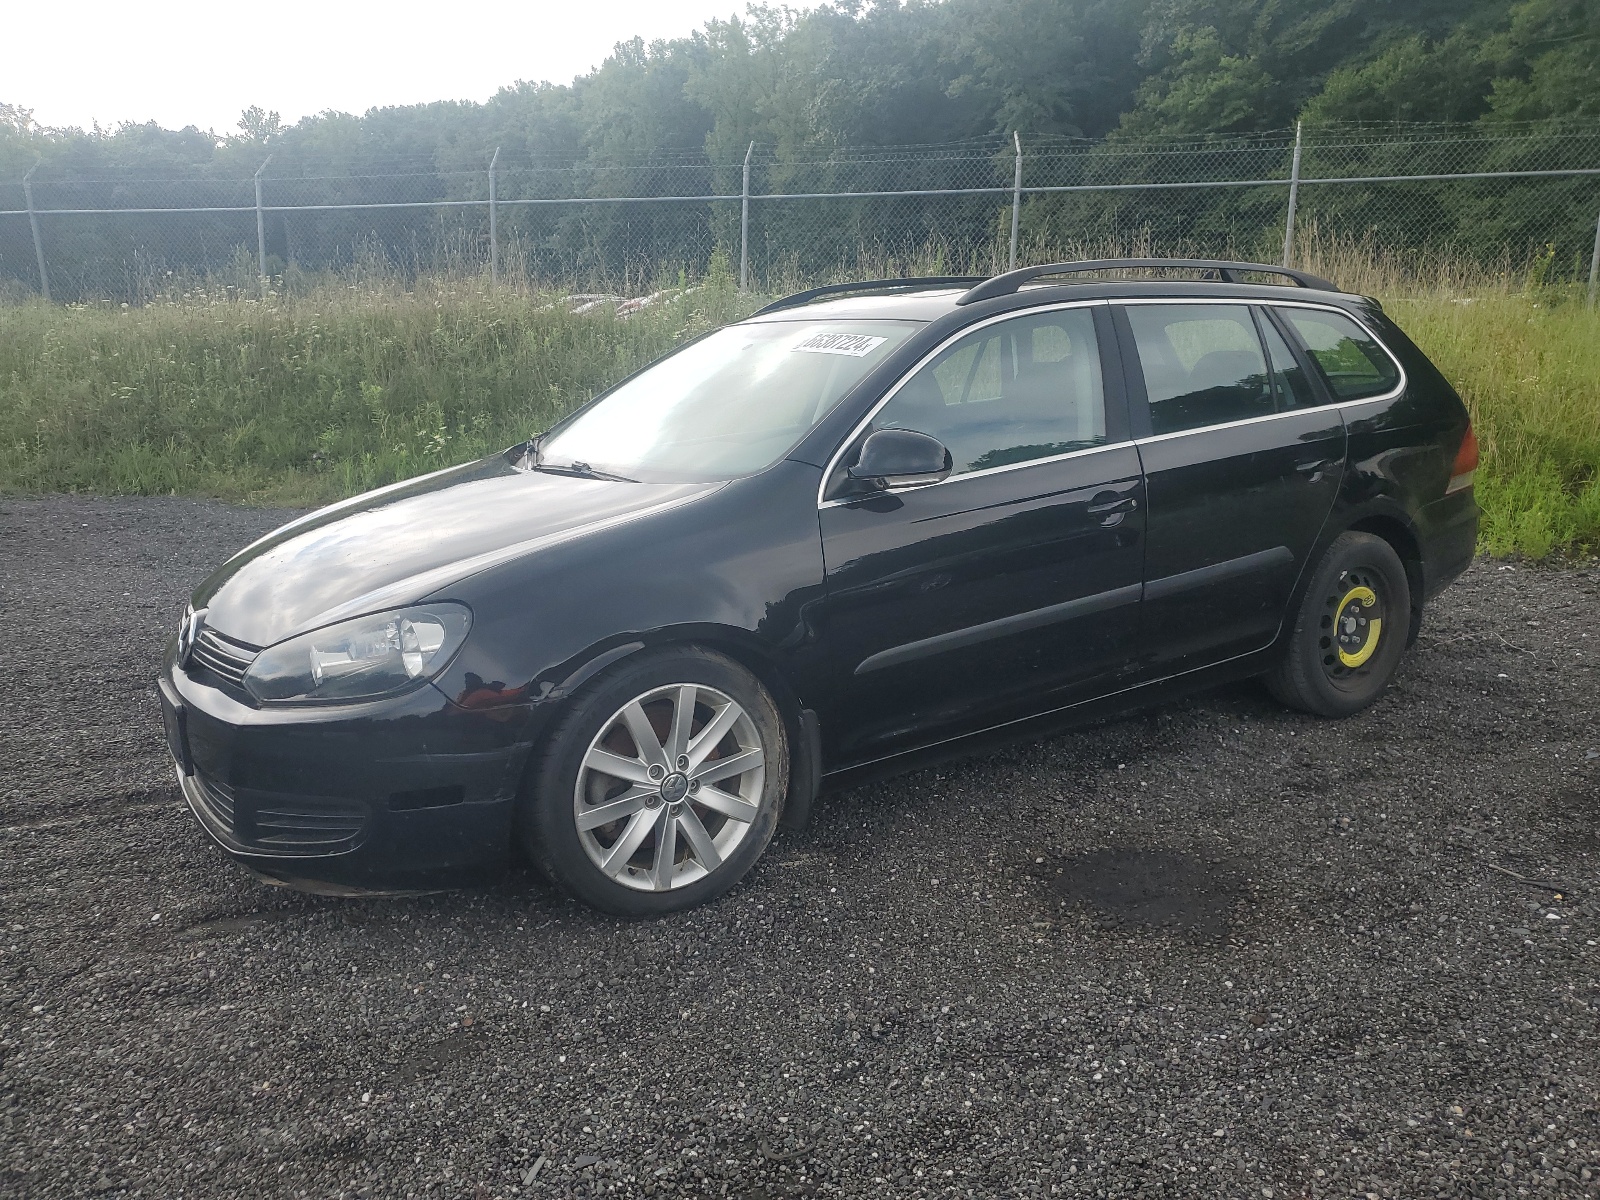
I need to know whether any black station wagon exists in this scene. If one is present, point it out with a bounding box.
[160,259,1479,915]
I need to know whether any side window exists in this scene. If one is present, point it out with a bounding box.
[931,337,1003,406]
[1124,304,1272,435]
[1280,309,1400,400]
[1258,312,1317,409]
[875,309,1106,476]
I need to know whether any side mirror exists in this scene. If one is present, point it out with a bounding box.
[847,428,953,491]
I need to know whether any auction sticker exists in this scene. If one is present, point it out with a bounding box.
[791,332,888,357]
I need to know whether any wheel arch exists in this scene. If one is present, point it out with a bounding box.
[526,623,822,831]
[633,628,825,830]
[1343,512,1425,643]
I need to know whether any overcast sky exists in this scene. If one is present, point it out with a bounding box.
[10,0,820,135]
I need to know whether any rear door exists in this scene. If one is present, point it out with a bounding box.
[1114,300,1347,674]
[815,303,1145,762]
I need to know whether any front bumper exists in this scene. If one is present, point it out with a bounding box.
[160,656,534,891]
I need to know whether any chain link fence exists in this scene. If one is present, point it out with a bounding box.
[3,125,1598,303]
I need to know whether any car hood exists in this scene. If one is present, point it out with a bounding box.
[193,452,715,647]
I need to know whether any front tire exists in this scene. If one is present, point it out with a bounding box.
[1265,531,1411,718]
[522,646,787,917]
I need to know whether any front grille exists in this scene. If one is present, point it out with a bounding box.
[189,627,257,687]
[250,801,367,849]
[191,773,237,834]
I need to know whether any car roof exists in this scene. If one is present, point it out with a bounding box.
[739,259,1361,325]
[741,280,1360,324]
[742,288,974,323]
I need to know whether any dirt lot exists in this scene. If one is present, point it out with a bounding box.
[2,494,1597,1200]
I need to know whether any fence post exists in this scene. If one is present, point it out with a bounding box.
[254,155,272,291]
[1282,121,1303,268]
[23,163,50,303]
[1009,132,1023,272]
[488,147,501,286]
[740,141,754,291]
[1589,207,1599,309]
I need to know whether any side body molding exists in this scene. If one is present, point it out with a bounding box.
[854,583,1143,675]
[1143,545,1294,603]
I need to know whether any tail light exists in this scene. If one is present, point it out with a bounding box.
[1446,421,1478,495]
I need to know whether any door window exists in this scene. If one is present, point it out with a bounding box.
[1125,304,1272,435]
[1259,313,1317,409]
[874,308,1106,476]
[1279,309,1401,400]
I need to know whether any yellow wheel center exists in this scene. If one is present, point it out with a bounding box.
[1335,584,1381,668]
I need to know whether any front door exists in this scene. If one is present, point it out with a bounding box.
[815,304,1145,763]
[1113,300,1347,674]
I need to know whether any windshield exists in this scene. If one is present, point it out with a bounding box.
[537,320,921,482]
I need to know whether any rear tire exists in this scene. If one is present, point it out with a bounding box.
[522,646,787,917]
[1265,532,1411,718]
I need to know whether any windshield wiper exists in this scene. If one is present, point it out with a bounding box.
[532,459,638,483]
[520,436,637,482]
[515,435,544,471]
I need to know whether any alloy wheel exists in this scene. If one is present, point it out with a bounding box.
[573,683,766,892]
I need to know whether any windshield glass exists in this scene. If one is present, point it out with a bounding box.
[537,320,921,482]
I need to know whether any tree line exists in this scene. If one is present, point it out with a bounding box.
[3,0,1593,180]
[1,0,1595,299]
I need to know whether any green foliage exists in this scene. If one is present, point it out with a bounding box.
[0,271,749,506]
[3,0,1596,555]
[1483,0,1600,121]
[1300,0,1599,126]
[1112,0,1510,133]
[235,105,283,145]
[1391,291,1600,559]
[2,263,1596,559]
[4,0,1596,302]
[1119,27,1280,135]
[1300,33,1496,124]
[3,0,1594,187]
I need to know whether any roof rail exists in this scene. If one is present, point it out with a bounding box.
[753,276,985,316]
[955,259,1339,306]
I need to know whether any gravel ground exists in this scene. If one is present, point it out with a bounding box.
[2,493,1598,1200]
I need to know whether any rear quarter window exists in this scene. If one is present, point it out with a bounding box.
[1280,309,1401,401]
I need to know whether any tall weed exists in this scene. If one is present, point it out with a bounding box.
[0,270,749,506]
[2,257,1596,558]
[1391,292,1600,558]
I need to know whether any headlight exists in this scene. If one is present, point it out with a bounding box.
[243,604,471,704]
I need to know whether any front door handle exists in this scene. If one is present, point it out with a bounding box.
[1087,492,1138,525]
[1295,458,1334,481]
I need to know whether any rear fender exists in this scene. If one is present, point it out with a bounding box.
[1274,501,1427,655]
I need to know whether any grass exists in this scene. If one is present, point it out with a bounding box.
[1391,291,1600,559]
[0,268,754,507]
[1,255,1596,557]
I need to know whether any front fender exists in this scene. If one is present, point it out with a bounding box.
[426,459,830,749]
